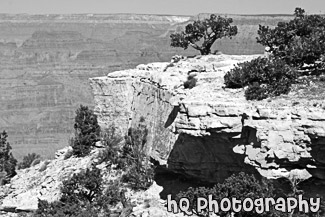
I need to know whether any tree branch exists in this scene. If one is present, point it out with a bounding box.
[189,42,203,52]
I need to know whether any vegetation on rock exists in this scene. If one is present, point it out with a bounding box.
[33,166,124,217]
[176,172,325,217]
[176,172,282,217]
[96,122,155,191]
[71,105,101,157]
[18,153,41,170]
[257,8,325,70]
[184,74,198,89]
[0,131,17,184]
[224,57,298,100]
[224,8,325,100]
[170,14,238,55]
[120,123,155,191]
[32,109,155,216]
[96,125,123,166]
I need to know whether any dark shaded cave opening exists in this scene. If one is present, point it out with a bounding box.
[154,164,216,199]
[152,131,259,199]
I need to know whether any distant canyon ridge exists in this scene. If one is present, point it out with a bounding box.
[0,13,292,160]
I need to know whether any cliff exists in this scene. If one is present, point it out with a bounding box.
[0,13,293,160]
[90,54,325,192]
[1,54,324,215]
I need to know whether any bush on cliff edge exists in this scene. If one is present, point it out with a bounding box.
[71,105,101,157]
[224,8,325,101]
[257,8,325,70]
[224,57,298,100]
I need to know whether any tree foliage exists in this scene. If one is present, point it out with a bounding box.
[72,105,101,157]
[96,122,155,191]
[18,153,41,170]
[96,125,124,167]
[0,131,17,183]
[170,14,238,55]
[33,166,124,217]
[184,74,198,89]
[176,172,283,217]
[60,166,103,205]
[257,8,325,69]
[224,57,298,100]
[224,7,325,101]
[120,124,155,191]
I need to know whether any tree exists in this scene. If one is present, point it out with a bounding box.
[72,105,101,157]
[120,124,155,191]
[257,8,325,70]
[18,153,41,169]
[0,131,17,183]
[170,14,238,55]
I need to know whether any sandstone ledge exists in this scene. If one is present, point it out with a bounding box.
[89,54,325,184]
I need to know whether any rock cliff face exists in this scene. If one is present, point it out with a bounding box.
[90,54,325,188]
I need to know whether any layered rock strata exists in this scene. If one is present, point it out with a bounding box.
[90,54,325,184]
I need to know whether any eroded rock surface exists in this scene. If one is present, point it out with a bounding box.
[0,147,91,213]
[0,147,185,216]
[90,54,325,184]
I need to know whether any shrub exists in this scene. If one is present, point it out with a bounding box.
[176,172,283,217]
[0,131,17,184]
[60,166,103,204]
[121,162,155,191]
[18,153,41,169]
[95,180,125,215]
[72,105,100,157]
[244,83,269,101]
[184,75,198,89]
[224,57,298,100]
[34,199,99,217]
[33,166,123,217]
[97,126,123,166]
[120,125,155,191]
[170,14,237,55]
[97,123,155,191]
[257,8,325,70]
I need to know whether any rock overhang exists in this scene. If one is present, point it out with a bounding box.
[89,54,325,184]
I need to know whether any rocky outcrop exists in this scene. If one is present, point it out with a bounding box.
[90,54,325,185]
[0,147,85,212]
[0,147,184,216]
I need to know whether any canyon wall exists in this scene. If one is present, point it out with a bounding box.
[90,54,325,189]
[0,13,292,160]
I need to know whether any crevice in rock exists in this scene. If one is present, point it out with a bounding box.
[164,106,179,128]
[129,81,137,130]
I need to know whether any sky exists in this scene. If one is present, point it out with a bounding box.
[1,0,325,15]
